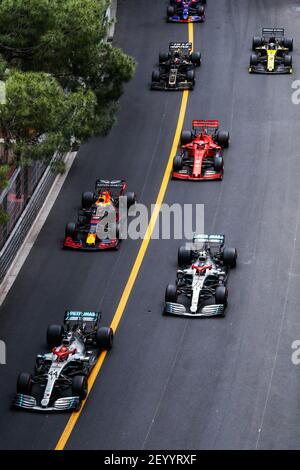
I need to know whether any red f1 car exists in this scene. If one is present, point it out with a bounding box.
[64,179,136,251]
[172,120,230,181]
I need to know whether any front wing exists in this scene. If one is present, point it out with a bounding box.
[249,64,292,74]
[164,302,225,317]
[172,170,223,181]
[151,80,194,91]
[63,236,120,251]
[168,15,204,23]
[14,393,80,412]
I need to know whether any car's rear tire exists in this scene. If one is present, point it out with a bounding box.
[165,284,177,303]
[173,154,183,172]
[217,131,230,148]
[181,130,192,145]
[47,324,64,348]
[178,246,192,267]
[213,154,223,173]
[284,54,292,67]
[252,36,262,50]
[250,53,258,66]
[152,70,160,83]
[283,37,293,51]
[72,375,88,400]
[215,286,228,305]
[96,327,114,350]
[82,191,94,209]
[17,372,33,395]
[223,247,237,268]
[159,52,169,63]
[125,191,136,209]
[167,5,174,17]
[65,222,76,238]
[191,52,201,67]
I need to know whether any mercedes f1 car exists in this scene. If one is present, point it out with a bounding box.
[164,234,237,317]
[64,179,136,251]
[172,120,230,181]
[151,42,201,90]
[14,310,113,411]
[249,28,293,74]
[167,1,206,23]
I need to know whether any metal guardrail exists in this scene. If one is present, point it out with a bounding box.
[0,153,62,282]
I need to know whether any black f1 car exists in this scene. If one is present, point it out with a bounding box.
[151,42,201,90]
[164,234,237,317]
[14,311,113,411]
[249,28,293,74]
[167,1,206,23]
[64,179,136,251]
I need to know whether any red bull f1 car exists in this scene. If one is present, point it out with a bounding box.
[172,120,230,181]
[164,234,237,318]
[64,179,136,251]
[14,310,113,411]
[167,0,206,23]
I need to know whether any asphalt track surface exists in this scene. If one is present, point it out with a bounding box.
[1,0,300,450]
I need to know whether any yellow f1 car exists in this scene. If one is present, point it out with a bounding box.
[249,28,293,74]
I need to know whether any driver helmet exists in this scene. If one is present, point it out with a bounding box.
[96,191,111,206]
[198,250,207,261]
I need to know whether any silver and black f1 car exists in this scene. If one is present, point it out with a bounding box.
[14,311,113,412]
[249,28,293,74]
[151,42,201,90]
[164,234,237,317]
[64,179,136,251]
[167,1,206,23]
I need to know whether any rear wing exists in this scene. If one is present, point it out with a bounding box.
[192,120,219,131]
[169,42,192,54]
[193,234,225,246]
[64,310,101,323]
[262,28,284,39]
[95,179,126,195]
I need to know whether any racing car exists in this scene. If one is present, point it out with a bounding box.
[151,42,201,90]
[164,234,237,317]
[64,179,136,251]
[167,1,206,23]
[249,28,293,74]
[14,310,113,411]
[172,120,230,181]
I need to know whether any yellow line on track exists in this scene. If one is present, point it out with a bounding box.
[55,22,194,451]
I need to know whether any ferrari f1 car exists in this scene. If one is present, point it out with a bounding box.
[151,42,201,90]
[249,28,293,74]
[172,120,230,181]
[167,0,206,23]
[64,179,136,251]
[164,234,237,317]
[14,310,113,411]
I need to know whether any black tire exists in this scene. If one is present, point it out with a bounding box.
[213,154,223,173]
[186,69,195,86]
[181,130,192,145]
[125,191,136,209]
[283,37,293,51]
[47,324,64,348]
[152,70,160,83]
[216,130,230,148]
[223,247,237,268]
[196,5,205,15]
[201,0,207,4]
[173,154,183,172]
[82,191,94,209]
[165,284,177,303]
[284,54,292,67]
[96,326,114,350]
[17,372,33,395]
[250,53,258,66]
[65,222,76,238]
[178,246,192,267]
[252,36,262,50]
[191,51,201,67]
[72,375,88,400]
[167,5,174,17]
[215,286,228,305]
[159,52,169,63]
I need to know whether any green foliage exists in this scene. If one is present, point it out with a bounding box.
[0,165,9,189]
[0,205,9,225]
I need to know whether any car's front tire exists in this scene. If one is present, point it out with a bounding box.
[17,372,33,395]
[72,375,88,400]
[165,284,178,303]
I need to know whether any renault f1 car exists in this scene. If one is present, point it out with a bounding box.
[167,1,206,23]
[249,28,293,74]
[64,179,136,251]
[172,120,229,181]
[164,234,237,317]
[151,42,201,90]
[14,311,113,411]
